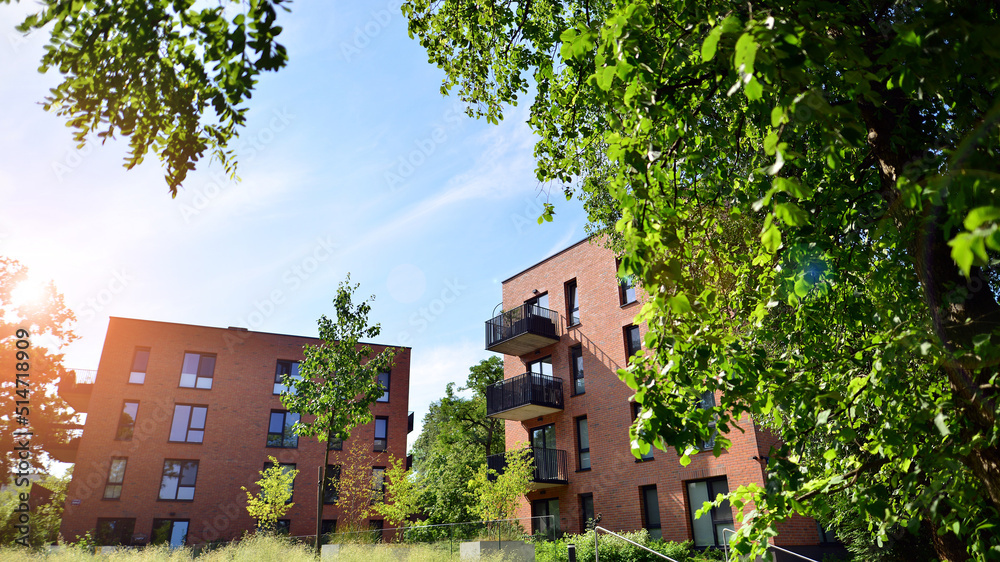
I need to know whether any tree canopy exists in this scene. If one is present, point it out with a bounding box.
[403,0,1000,559]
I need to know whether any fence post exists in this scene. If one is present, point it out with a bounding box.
[568,543,577,562]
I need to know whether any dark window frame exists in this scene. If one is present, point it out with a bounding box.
[685,476,734,548]
[697,391,718,451]
[624,325,641,359]
[641,485,662,540]
[129,347,150,384]
[570,345,584,395]
[179,352,216,390]
[580,493,595,531]
[371,466,386,504]
[376,371,390,402]
[526,355,553,378]
[565,279,580,326]
[267,410,300,448]
[324,464,341,504]
[116,400,139,441]
[274,360,301,395]
[530,422,557,450]
[150,518,190,547]
[374,416,388,452]
[168,404,208,444]
[631,403,654,461]
[103,457,128,500]
[158,459,199,501]
[95,517,135,546]
[576,416,591,471]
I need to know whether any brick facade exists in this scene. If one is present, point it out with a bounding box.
[493,238,836,557]
[60,317,410,546]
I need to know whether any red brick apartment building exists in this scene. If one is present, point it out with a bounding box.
[484,238,841,560]
[58,317,411,547]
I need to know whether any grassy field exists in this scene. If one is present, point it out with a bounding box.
[0,535,510,562]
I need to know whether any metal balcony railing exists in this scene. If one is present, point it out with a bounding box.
[486,372,563,419]
[485,303,560,355]
[486,447,569,487]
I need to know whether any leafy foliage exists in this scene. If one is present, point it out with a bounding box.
[242,457,298,534]
[405,0,1000,559]
[3,0,290,194]
[534,530,723,562]
[372,455,421,530]
[410,357,504,525]
[280,275,395,446]
[467,445,533,523]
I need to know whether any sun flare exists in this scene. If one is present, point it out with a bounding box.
[10,277,50,310]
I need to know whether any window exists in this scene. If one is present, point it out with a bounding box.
[580,493,595,531]
[129,348,150,384]
[371,467,386,501]
[369,519,384,542]
[526,292,549,312]
[273,360,301,395]
[631,403,654,460]
[169,405,207,443]
[324,465,341,504]
[321,520,337,544]
[527,356,553,377]
[179,352,216,389]
[264,462,296,503]
[328,434,343,451]
[531,423,556,450]
[267,410,300,448]
[620,276,637,305]
[116,401,138,441]
[151,519,189,548]
[571,345,584,395]
[531,498,560,539]
[96,518,135,546]
[377,371,390,402]
[103,458,127,500]
[576,416,591,470]
[697,391,717,451]
[275,519,291,536]
[565,280,580,325]
[159,459,199,501]
[641,485,662,540]
[686,477,734,548]
[374,417,388,452]
[818,521,838,544]
[624,325,642,358]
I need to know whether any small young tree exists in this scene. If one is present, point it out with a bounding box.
[467,444,534,537]
[242,457,298,534]
[372,455,421,531]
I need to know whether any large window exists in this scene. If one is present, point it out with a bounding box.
[641,485,662,540]
[159,460,199,501]
[580,493,595,531]
[697,391,717,451]
[565,280,580,325]
[96,518,135,546]
[527,356,553,377]
[179,352,215,389]
[371,467,386,503]
[374,417,388,452]
[267,410,300,448]
[624,325,642,358]
[526,292,549,313]
[531,498,560,539]
[686,477,734,547]
[328,433,343,451]
[103,458,127,500]
[620,276,637,305]
[631,403,654,460]
[321,520,337,543]
[576,416,591,471]
[369,519,384,542]
[169,405,207,443]
[324,464,341,504]
[129,348,150,384]
[151,519,189,548]
[116,401,138,441]
[273,360,301,395]
[377,371,390,402]
[571,345,584,395]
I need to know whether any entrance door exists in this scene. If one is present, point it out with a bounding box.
[531,498,560,539]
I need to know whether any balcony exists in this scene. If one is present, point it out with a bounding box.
[58,369,97,413]
[485,303,561,356]
[47,436,81,464]
[487,447,569,490]
[486,372,564,420]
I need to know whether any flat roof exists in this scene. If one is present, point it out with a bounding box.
[501,236,593,284]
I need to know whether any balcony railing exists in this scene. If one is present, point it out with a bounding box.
[485,303,561,356]
[487,447,569,489]
[58,369,96,413]
[486,372,564,420]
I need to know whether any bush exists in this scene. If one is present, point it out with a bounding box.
[534,529,723,562]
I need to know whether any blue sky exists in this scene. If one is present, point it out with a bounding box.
[0,3,590,450]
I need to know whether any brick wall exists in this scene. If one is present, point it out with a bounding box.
[61,317,410,545]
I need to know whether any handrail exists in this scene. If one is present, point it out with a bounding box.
[721,528,819,562]
[593,526,680,562]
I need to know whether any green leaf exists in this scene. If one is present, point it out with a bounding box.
[761,222,782,253]
[823,449,836,461]
[934,413,951,436]
[948,232,975,277]
[794,277,812,297]
[702,26,723,61]
[764,131,778,155]
[734,32,758,75]
[964,206,1000,230]
[744,75,763,100]
[773,177,814,199]
[774,202,809,226]
[668,294,693,314]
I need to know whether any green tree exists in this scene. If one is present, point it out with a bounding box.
[2,0,290,194]
[241,456,298,534]
[372,455,421,532]
[404,1,1000,559]
[410,357,504,525]
[467,445,534,524]
[278,275,395,553]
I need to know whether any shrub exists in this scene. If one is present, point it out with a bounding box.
[535,530,723,562]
